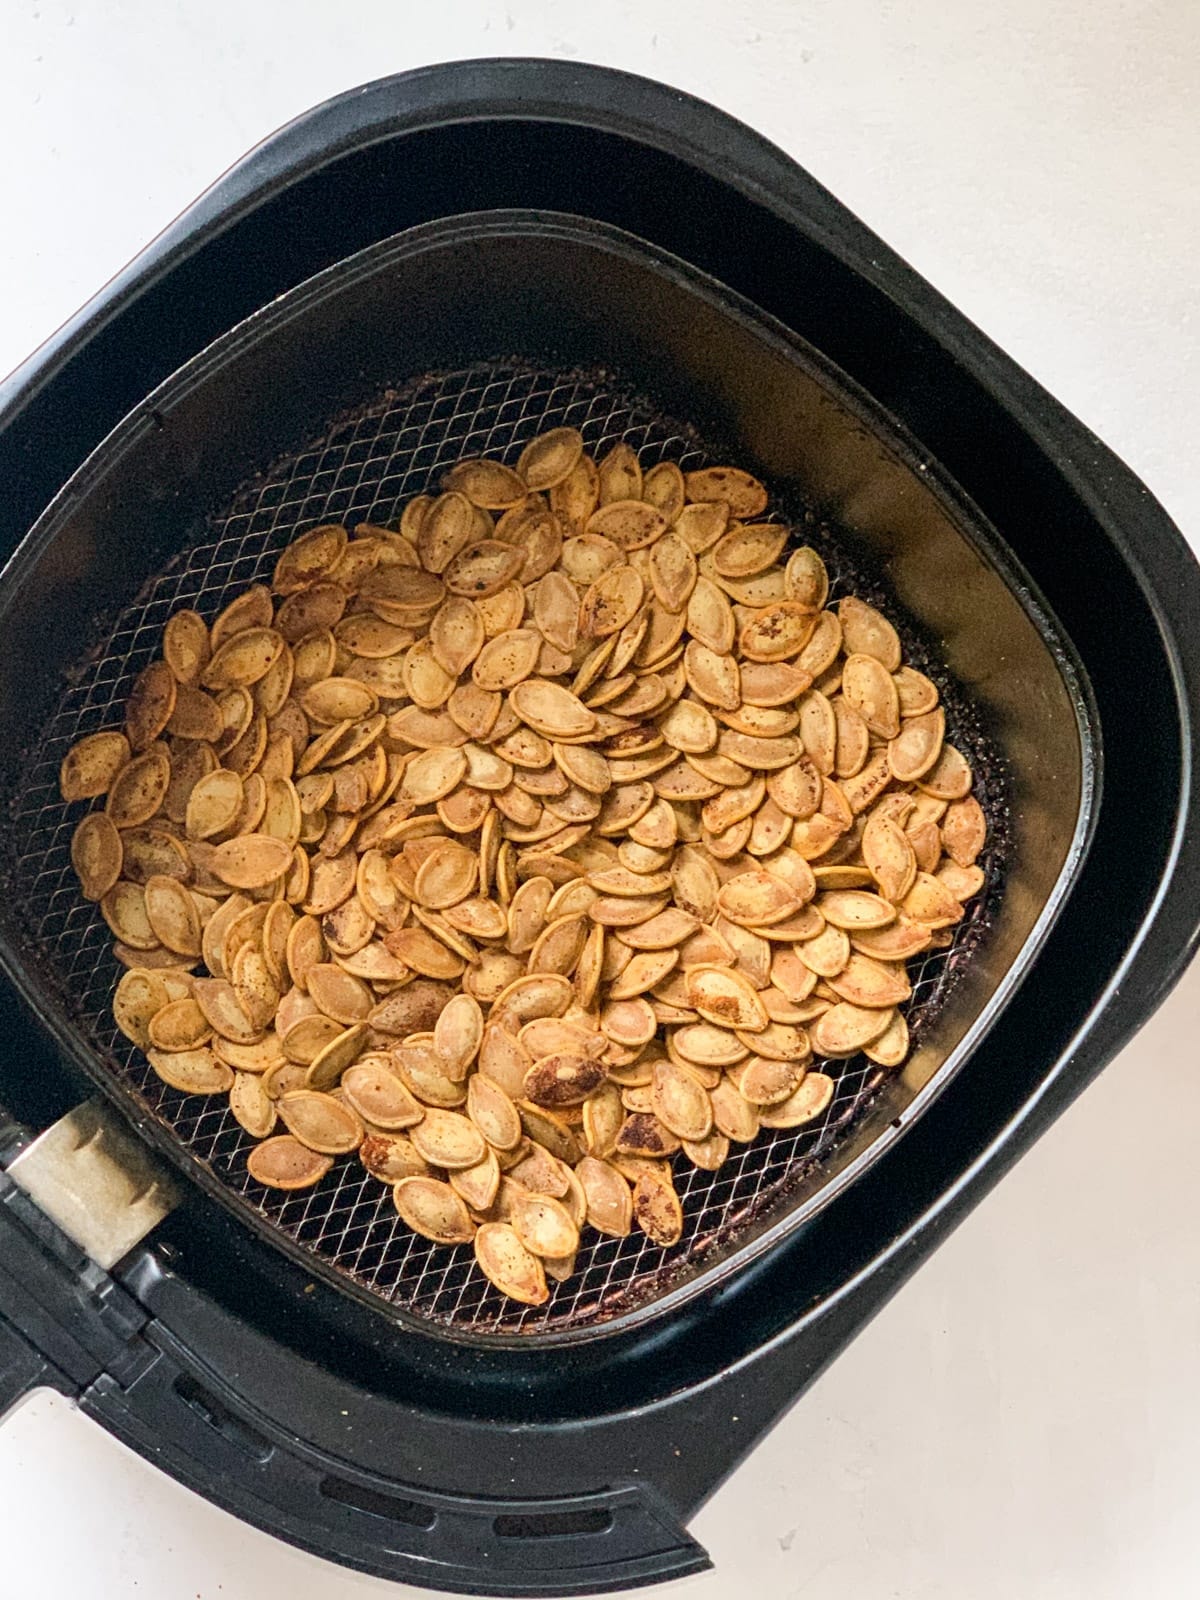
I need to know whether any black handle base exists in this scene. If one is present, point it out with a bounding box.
[0,1313,67,1421]
[83,1326,709,1596]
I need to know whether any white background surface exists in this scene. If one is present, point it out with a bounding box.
[1,3,1198,1597]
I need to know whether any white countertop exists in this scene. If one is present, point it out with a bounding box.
[1,3,1198,1597]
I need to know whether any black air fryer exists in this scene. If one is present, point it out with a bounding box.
[0,61,1196,1596]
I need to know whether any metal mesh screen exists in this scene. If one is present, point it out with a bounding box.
[3,362,1001,1336]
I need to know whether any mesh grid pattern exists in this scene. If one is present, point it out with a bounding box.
[3,363,999,1335]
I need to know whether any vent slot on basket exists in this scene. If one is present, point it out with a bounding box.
[494,1507,614,1540]
[319,1474,438,1531]
[173,1373,273,1462]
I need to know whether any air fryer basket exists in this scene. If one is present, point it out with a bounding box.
[0,214,1093,1340]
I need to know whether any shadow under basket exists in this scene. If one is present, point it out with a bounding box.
[0,61,1193,1598]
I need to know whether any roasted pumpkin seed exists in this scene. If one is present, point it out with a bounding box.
[394,1176,475,1243]
[247,1135,332,1190]
[474,1222,548,1303]
[632,1166,684,1246]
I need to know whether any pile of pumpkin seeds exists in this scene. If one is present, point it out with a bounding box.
[60,428,987,1306]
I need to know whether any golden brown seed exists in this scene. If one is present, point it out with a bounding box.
[444,540,527,597]
[797,691,837,776]
[443,457,527,510]
[894,665,939,714]
[61,730,132,803]
[518,427,584,492]
[185,769,243,840]
[474,1223,549,1303]
[143,874,203,956]
[71,812,124,900]
[163,610,211,686]
[837,595,900,668]
[99,878,158,948]
[796,922,851,978]
[275,582,346,646]
[651,1060,713,1142]
[146,1045,233,1095]
[247,1135,332,1190]
[274,526,346,594]
[785,547,829,610]
[597,442,643,503]
[632,1166,684,1246]
[229,1071,277,1138]
[674,500,729,556]
[523,1052,607,1107]
[936,860,987,901]
[579,566,644,638]
[739,602,816,663]
[125,661,178,752]
[394,1177,476,1244]
[113,969,170,1047]
[509,678,596,738]
[105,747,171,828]
[192,977,263,1045]
[683,640,740,711]
[209,833,292,889]
[400,746,468,804]
[410,1108,487,1170]
[202,626,284,691]
[826,952,911,1008]
[710,1078,760,1143]
[713,522,788,579]
[466,1073,523,1150]
[796,610,843,678]
[732,1053,806,1106]
[863,1010,909,1067]
[917,741,973,800]
[901,872,965,929]
[433,994,485,1079]
[510,1189,580,1259]
[862,812,918,903]
[576,1156,633,1236]
[279,1090,364,1154]
[684,465,766,517]
[818,890,896,930]
[685,966,769,1032]
[717,870,801,928]
[615,1112,680,1159]
[889,708,947,784]
[851,917,933,961]
[759,1072,835,1128]
[642,460,686,519]
[941,795,987,866]
[811,1002,892,1056]
[649,532,697,612]
[550,457,601,537]
[415,841,479,910]
[686,577,735,654]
